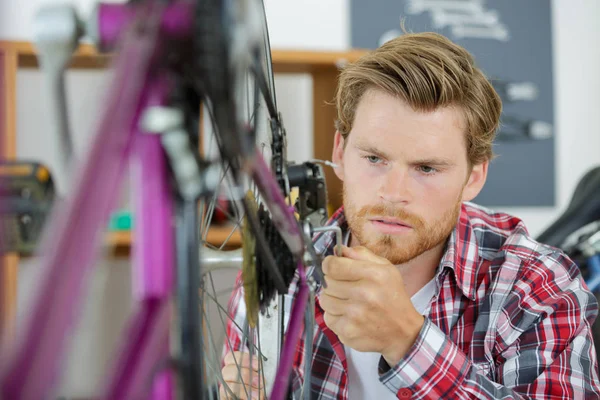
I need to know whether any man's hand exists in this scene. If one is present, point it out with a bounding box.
[220,351,265,399]
[320,246,425,366]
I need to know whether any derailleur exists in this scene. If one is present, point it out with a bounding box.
[286,161,328,228]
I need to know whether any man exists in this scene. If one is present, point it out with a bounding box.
[220,32,600,399]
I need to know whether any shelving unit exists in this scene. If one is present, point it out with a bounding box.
[106,224,242,251]
[0,39,367,341]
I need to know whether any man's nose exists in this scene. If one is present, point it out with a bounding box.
[377,167,411,205]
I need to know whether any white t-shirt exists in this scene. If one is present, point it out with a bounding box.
[342,231,437,399]
[345,279,436,399]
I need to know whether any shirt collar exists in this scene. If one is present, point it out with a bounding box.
[438,203,481,301]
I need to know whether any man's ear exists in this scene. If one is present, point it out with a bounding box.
[332,131,346,181]
[461,161,488,202]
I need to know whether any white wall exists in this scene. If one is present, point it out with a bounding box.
[3,0,600,397]
[0,0,350,48]
[264,0,349,51]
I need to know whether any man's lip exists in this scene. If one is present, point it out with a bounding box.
[369,217,412,228]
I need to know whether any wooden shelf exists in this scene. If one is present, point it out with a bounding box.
[0,41,111,69]
[271,48,368,73]
[17,226,241,259]
[0,40,367,72]
[0,39,366,338]
[106,225,242,249]
[0,40,366,214]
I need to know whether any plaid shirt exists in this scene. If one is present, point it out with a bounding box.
[224,202,600,399]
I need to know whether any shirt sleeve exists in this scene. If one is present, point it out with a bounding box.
[378,255,600,399]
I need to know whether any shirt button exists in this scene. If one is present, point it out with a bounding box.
[398,388,412,398]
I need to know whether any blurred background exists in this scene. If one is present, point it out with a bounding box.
[1,0,599,397]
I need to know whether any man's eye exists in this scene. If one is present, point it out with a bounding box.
[365,155,382,164]
[419,165,437,174]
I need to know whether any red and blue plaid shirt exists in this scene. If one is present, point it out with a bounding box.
[224,202,600,399]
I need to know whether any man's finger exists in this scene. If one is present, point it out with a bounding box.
[342,245,388,264]
[222,365,263,391]
[322,276,352,300]
[322,255,363,281]
[220,382,263,400]
[323,311,342,333]
[319,292,346,316]
[223,351,260,370]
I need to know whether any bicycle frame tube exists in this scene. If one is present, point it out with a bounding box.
[99,297,172,400]
[132,79,176,399]
[130,79,175,304]
[99,73,176,400]
[270,261,309,400]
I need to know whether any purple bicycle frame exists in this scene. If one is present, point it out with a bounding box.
[0,1,310,399]
[0,2,187,399]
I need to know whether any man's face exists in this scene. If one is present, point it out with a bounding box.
[332,89,487,264]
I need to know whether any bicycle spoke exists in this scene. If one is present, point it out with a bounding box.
[200,241,221,251]
[214,200,237,223]
[201,163,231,239]
[201,304,242,400]
[218,216,245,251]
[256,316,268,398]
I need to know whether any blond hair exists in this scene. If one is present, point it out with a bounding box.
[335,32,502,165]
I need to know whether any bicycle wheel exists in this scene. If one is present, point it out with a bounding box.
[187,0,311,399]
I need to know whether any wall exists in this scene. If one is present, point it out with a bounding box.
[268,0,600,239]
[4,2,600,234]
[3,0,600,397]
[502,0,600,236]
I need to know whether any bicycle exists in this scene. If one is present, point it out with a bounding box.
[0,0,336,398]
[537,165,600,368]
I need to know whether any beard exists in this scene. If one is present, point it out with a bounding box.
[343,186,462,265]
